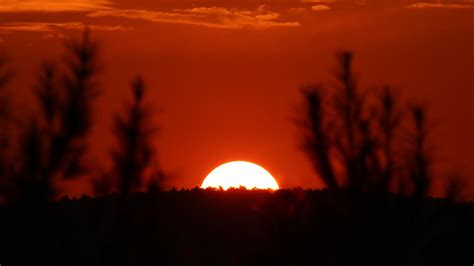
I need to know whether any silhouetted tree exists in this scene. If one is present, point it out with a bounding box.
[50,28,99,180]
[0,54,9,89]
[445,173,465,202]
[14,29,100,201]
[374,86,402,192]
[406,104,431,198]
[331,51,372,190]
[299,52,439,198]
[299,52,378,191]
[13,62,61,202]
[300,86,338,189]
[0,53,12,198]
[111,75,162,195]
[0,53,11,146]
[17,121,49,202]
[35,62,60,128]
[0,54,10,155]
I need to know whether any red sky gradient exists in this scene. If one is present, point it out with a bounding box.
[0,0,473,197]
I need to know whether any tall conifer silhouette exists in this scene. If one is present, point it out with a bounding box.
[17,62,61,201]
[0,54,12,197]
[15,29,100,201]
[332,52,369,190]
[300,86,338,189]
[112,75,161,195]
[52,28,99,179]
[375,86,402,192]
[407,104,431,198]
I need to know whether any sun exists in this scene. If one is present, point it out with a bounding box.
[201,161,279,190]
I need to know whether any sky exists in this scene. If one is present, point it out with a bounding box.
[0,0,473,197]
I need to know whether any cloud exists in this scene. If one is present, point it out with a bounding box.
[302,0,368,5]
[41,32,70,39]
[0,0,112,12]
[302,0,474,8]
[302,0,336,3]
[289,7,308,13]
[0,22,127,33]
[311,5,332,11]
[88,6,300,29]
[406,2,474,9]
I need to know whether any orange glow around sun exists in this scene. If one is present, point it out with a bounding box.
[201,161,279,190]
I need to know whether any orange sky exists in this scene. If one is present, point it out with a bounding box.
[0,0,473,197]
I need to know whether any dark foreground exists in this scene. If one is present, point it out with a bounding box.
[0,189,473,266]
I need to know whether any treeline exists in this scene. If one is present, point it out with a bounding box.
[0,30,467,204]
[2,188,472,265]
[298,52,465,200]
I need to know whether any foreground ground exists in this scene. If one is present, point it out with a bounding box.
[0,189,472,265]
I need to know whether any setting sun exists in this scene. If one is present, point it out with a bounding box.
[201,161,279,190]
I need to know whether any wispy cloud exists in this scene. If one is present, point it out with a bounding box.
[0,0,112,12]
[289,7,308,13]
[0,22,127,33]
[406,2,474,9]
[301,0,474,8]
[311,5,332,11]
[41,32,70,39]
[88,6,300,29]
[302,0,336,3]
[2,0,471,36]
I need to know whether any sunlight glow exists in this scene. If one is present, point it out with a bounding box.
[201,161,279,190]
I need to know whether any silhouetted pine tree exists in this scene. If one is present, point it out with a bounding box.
[36,62,60,129]
[111,75,162,195]
[299,52,440,197]
[299,52,377,191]
[300,86,338,189]
[0,54,10,159]
[14,29,100,201]
[375,86,402,192]
[332,51,371,190]
[17,121,48,201]
[50,28,99,180]
[407,104,431,198]
[33,62,60,195]
[358,118,379,190]
[0,54,11,147]
[14,62,61,201]
[0,54,10,90]
[0,54,12,198]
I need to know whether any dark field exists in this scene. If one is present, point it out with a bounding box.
[1,189,472,266]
